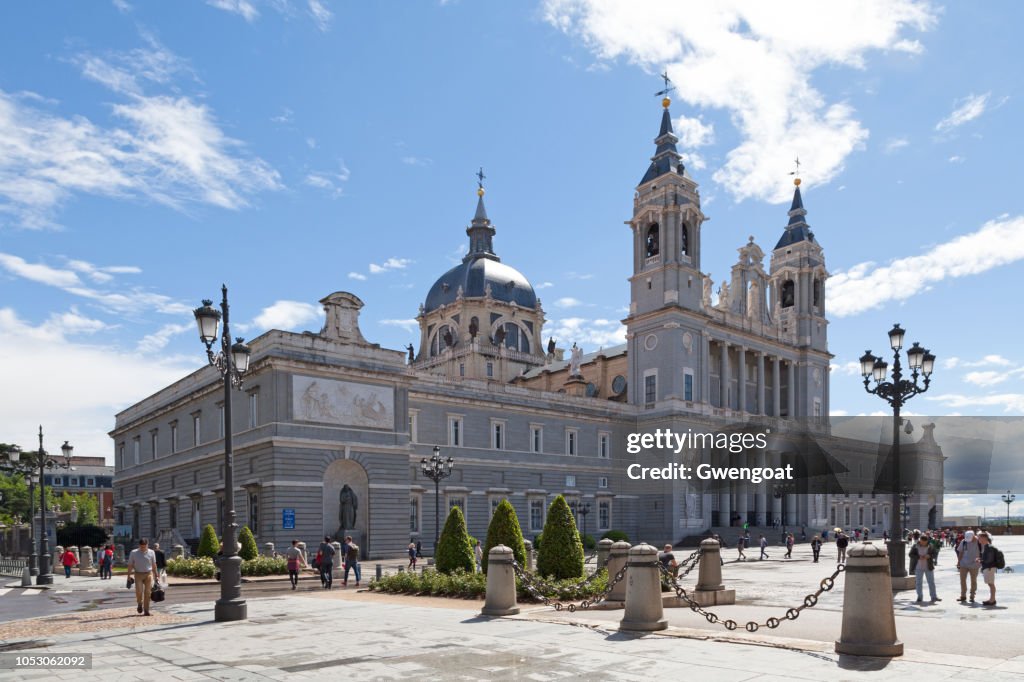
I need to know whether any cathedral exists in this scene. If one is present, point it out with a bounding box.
[110,95,944,557]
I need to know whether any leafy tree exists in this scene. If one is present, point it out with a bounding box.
[56,491,98,526]
[536,495,584,579]
[57,523,108,549]
[197,524,219,558]
[238,526,259,560]
[0,471,54,525]
[435,506,474,574]
[482,498,526,574]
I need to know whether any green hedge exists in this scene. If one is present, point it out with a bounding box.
[536,495,584,580]
[600,530,630,543]
[483,498,527,574]
[369,568,609,601]
[166,555,288,578]
[436,506,475,574]
[241,556,287,576]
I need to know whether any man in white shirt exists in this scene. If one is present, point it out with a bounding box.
[127,538,160,616]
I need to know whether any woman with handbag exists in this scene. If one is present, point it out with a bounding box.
[285,539,307,590]
[60,548,79,579]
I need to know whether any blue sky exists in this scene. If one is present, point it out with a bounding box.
[1,1,1022,515]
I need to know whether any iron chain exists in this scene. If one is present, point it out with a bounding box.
[511,559,627,612]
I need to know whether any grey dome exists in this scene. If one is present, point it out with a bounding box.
[424,257,537,313]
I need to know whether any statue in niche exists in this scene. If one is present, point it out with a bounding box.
[493,326,506,347]
[718,281,730,309]
[456,285,464,300]
[338,484,358,532]
[468,318,479,339]
[569,343,583,377]
[702,276,712,308]
[443,328,454,349]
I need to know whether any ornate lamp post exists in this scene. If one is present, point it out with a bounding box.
[570,501,591,541]
[420,446,454,553]
[1002,490,1016,535]
[193,286,252,623]
[900,488,914,534]
[0,428,73,585]
[859,323,935,580]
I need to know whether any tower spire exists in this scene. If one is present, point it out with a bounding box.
[774,174,815,250]
[465,168,497,261]
[640,72,684,185]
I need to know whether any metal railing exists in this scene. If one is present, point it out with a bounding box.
[0,557,28,577]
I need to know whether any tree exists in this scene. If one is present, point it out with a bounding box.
[239,526,259,561]
[57,523,108,549]
[483,498,526,574]
[197,524,219,558]
[435,506,474,574]
[56,491,98,526]
[536,495,584,579]
[0,471,54,526]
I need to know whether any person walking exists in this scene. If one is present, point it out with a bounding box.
[152,543,167,585]
[978,531,999,606]
[785,533,794,559]
[956,529,981,603]
[342,536,361,587]
[910,533,941,603]
[759,534,769,560]
[736,534,747,561]
[99,545,113,579]
[408,542,418,570]
[285,539,306,590]
[836,532,849,564]
[318,536,336,590]
[126,538,160,616]
[811,535,822,563]
[60,547,78,579]
[474,540,484,572]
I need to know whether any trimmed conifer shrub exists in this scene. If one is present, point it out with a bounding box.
[435,506,475,574]
[536,495,584,579]
[482,498,527,573]
[600,529,630,543]
[239,526,259,561]
[197,524,219,558]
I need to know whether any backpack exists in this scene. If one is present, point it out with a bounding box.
[993,547,1006,570]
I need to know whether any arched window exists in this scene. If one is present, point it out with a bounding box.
[499,322,530,353]
[430,324,455,357]
[645,223,660,257]
[812,278,821,308]
[680,224,689,256]
[781,280,795,308]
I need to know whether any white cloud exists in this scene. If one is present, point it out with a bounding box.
[65,258,142,284]
[674,114,714,148]
[948,155,965,163]
[307,0,333,31]
[347,272,367,281]
[961,355,1013,368]
[535,282,554,289]
[251,300,323,331]
[565,271,594,280]
[207,0,259,21]
[926,393,1024,414]
[368,257,412,274]
[548,316,626,349]
[304,163,350,198]
[136,321,192,353]
[544,0,935,203]
[830,361,862,376]
[0,253,82,287]
[935,92,990,132]
[943,357,960,369]
[379,318,419,334]
[112,0,132,12]
[827,214,1024,316]
[402,156,433,167]
[554,297,583,308]
[271,107,294,124]
[883,137,909,153]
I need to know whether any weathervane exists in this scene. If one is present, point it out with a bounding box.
[655,70,675,99]
[476,167,486,190]
[789,157,802,186]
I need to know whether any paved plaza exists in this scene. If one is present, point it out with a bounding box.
[0,538,1021,680]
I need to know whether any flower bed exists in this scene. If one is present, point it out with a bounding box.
[165,555,288,578]
[368,567,608,601]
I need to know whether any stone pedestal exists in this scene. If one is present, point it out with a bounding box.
[594,541,631,610]
[53,546,64,572]
[331,542,344,580]
[563,376,587,397]
[262,542,275,558]
[619,544,667,632]
[596,538,613,570]
[172,545,185,559]
[835,542,903,657]
[337,531,365,559]
[691,538,735,607]
[78,547,97,576]
[481,545,519,616]
[523,540,534,572]
[891,575,916,591]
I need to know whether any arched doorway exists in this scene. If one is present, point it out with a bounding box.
[322,459,369,549]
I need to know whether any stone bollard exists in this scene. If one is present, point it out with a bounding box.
[80,546,94,572]
[691,538,736,606]
[172,545,185,559]
[375,564,383,580]
[297,542,307,566]
[523,540,534,572]
[331,542,343,581]
[21,566,31,587]
[53,546,64,572]
[69,546,80,561]
[596,538,613,570]
[263,542,275,558]
[619,544,667,632]
[835,542,903,657]
[604,541,631,606]
[481,545,519,616]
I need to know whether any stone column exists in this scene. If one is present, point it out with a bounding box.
[481,545,520,617]
[331,541,343,581]
[53,546,64,572]
[692,538,736,606]
[297,541,307,566]
[701,332,710,405]
[173,545,185,559]
[735,477,748,527]
[605,541,631,605]
[772,356,781,417]
[718,490,731,527]
[835,542,903,656]
[756,351,766,415]
[80,546,94,571]
[737,346,746,413]
[755,450,768,526]
[596,538,613,570]
[770,454,783,524]
[786,494,798,526]
[719,341,729,409]
[618,544,667,632]
[787,361,797,419]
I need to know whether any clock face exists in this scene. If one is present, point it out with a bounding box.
[611,375,626,395]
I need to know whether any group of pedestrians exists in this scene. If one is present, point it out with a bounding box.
[313,535,362,590]
[908,528,1002,606]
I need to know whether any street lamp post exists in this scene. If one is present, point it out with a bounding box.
[859,323,935,580]
[1002,490,1016,535]
[420,446,454,553]
[900,488,914,534]
[570,501,591,541]
[0,428,73,585]
[193,286,252,623]
[26,475,37,577]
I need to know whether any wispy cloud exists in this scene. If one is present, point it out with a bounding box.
[347,272,367,281]
[827,214,1024,316]
[935,92,990,132]
[251,300,322,331]
[379,318,419,334]
[207,0,259,22]
[401,156,433,167]
[535,282,554,289]
[883,136,909,153]
[547,317,626,349]
[136,321,192,353]
[369,257,412,274]
[307,0,333,32]
[554,297,584,308]
[948,155,966,163]
[926,393,1024,414]
[544,0,936,203]
[304,163,350,198]
[270,107,294,124]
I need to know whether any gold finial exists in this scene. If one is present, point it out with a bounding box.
[476,166,486,196]
[477,187,485,197]
[655,70,675,109]
[662,97,671,109]
[794,177,801,186]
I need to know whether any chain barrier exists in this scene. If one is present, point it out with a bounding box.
[661,561,845,632]
[511,559,627,612]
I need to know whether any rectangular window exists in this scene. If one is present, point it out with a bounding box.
[858,507,864,526]
[448,495,467,524]
[193,414,201,446]
[151,430,158,459]
[598,500,611,531]
[150,505,157,538]
[448,416,463,447]
[871,507,877,525]
[248,490,259,536]
[409,497,420,533]
[170,422,178,453]
[529,499,545,532]
[169,501,178,530]
[683,369,694,401]
[249,392,259,429]
[831,506,837,525]
[598,432,610,458]
[565,428,578,456]
[409,410,419,443]
[644,371,657,408]
[844,507,851,526]
[530,425,543,453]
[565,475,576,488]
[813,398,822,421]
[459,363,465,377]
[598,476,608,489]
[217,404,225,438]
[70,476,80,487]
[133,439,140,466]
[118,444,125,470]
[490,497,501,519]
[486,362,494,378]
[86,477,95,487]
[491,421,504,450]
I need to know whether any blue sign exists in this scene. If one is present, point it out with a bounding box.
[282,508,296,530]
